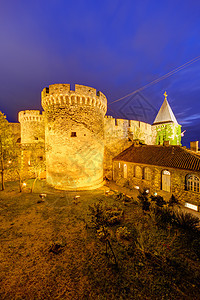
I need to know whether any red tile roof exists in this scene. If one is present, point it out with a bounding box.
[113,145,200,171]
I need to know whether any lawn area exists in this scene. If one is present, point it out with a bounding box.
[0,180,200,299]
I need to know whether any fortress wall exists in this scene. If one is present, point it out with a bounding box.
[104,116,153,178]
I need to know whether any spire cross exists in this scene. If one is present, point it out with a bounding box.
[164,91,168,100]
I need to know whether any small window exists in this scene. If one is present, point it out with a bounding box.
[144,167,151,181]
[34,137,38,140]
[186,175,200,193]
[115,119,118,126]
[162,170,171,192]
[71,132,77,137]
[124,164,127,178]
[135,166,142,178]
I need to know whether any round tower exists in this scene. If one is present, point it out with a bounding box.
[41,83,107,190]
[18,110,45,144]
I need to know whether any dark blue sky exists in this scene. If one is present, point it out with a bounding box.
[1,0,200,146]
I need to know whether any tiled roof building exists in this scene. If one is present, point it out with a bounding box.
[114,144,200,171]
[113,143,200,207]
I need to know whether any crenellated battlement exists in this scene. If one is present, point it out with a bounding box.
[41,84,107,114]
[18,110,44,123]
[104,115,152,135]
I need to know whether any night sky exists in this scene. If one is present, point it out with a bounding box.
[1,0,200,147]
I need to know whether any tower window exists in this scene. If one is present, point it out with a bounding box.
[71,132,77,137]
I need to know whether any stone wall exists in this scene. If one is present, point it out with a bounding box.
[104,116,152,179]
[113,160,200,205]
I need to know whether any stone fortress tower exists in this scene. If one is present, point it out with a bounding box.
[41,84,107,190]
[18,110,45,144]
[18,110,45,168]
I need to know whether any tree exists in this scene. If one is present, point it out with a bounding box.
[0,112,17,190]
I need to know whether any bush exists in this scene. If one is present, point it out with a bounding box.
[88,201,124,228]
[150,195,166,207]
[174,211,200,232]
[168,194,179,207]
[115,192,124,201]
[153,206,176,228]
[137,189,151,212]
[123,180,131,189]
[116,226,131,241]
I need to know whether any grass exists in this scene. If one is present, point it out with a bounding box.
[0,180,200,299]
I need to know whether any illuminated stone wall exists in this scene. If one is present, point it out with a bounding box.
[104,116,152,178]
[41,84,107,190]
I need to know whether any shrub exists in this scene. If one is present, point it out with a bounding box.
[116,226,131,241]
[137,189,151,212]
[153,206,176,228]
[88,201,124,228]
[168,194,179,207]
[174,211,200,232]
[150,195,166,207]
[115,192,132,204]
[123,180,131,189]
[115,192,124,201]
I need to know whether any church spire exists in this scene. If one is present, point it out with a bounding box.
[153,91,178,125]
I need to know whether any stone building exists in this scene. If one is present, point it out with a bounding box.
[6,84,182,190]
[113,142,200,206]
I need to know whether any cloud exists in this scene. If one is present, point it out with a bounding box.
[180,113,200,125]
